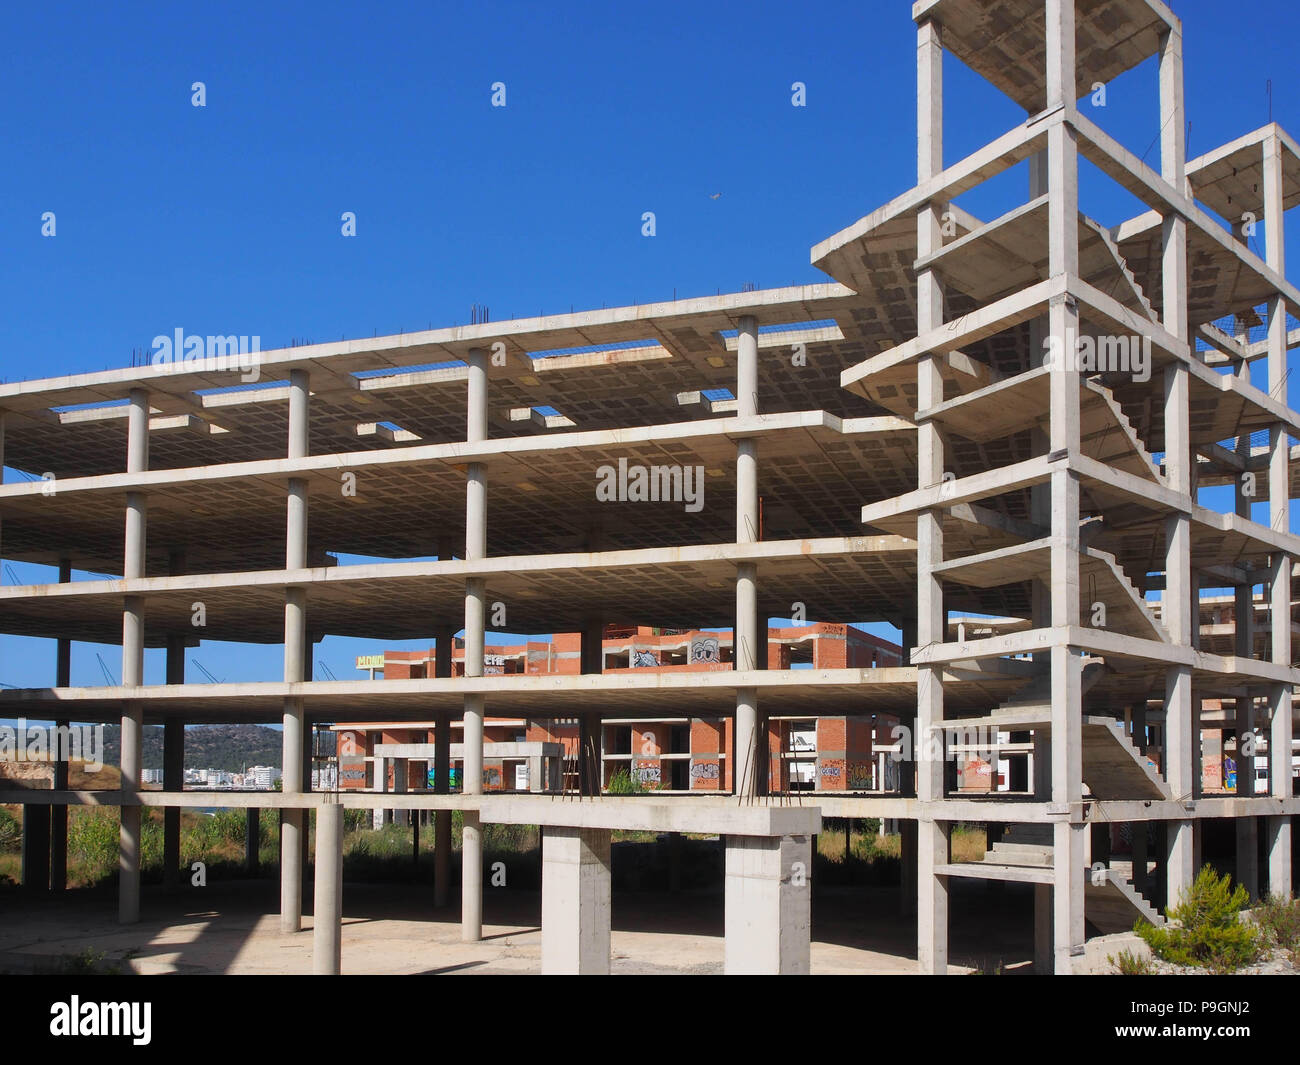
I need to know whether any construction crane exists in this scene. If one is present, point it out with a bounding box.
[95,653,117,686]
[191,659,223,684]
[316,662,338,681]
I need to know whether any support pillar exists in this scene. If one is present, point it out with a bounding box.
[1046,0,1086,973]
[246,807,261,874]
[912,14,949,973]
[461,346,488,942]
[541,827,611,974]
[280,367,310,934]
[119,387,148,925]
[434,707,452,908]
[51,560,71,892]
[163,631,185,892]
[1233,459,1258,896]
[312,803,343,975]
[723,834,812,974]
[21,805,50,893]
[1033,882,1052,973]
[899,819,917,916]
[734,315,760,801]
[579,614,603,794]
[1263,130,1293,899]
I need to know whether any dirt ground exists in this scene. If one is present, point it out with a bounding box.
[0,875,1042,975]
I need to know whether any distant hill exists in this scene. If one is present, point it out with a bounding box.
[100,723,284,772]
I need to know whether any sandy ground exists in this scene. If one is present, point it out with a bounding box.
[0,876,1043,975]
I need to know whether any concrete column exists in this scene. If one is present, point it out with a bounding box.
[462,346,488,942]
[163,712,184,891]
[912,15,950,974]
[280,699,304,933]
[373,754,387,829]
[734,317,761,799]
[724,834,812,974]
[579,617,603,794]
[50,729,67,891]
[119,388,148,925]
[899,818,917,915]
[435,627,454,680]
[541,827,612,974]
[163,604,185,892]
[1156,22,1196,906]
[21,804,50,893]
[735,561,759,800]
[392,757,408,828]
[312,803,343,975]
[1130,705,1150,899]
[1233,458,1258,896]
[1263,132,1293,899]
[1033,882,1052,972]
[434,708,452,908]
[246,807,261,874]
[51,560,71,892]
[1045,0,1087,973]
[118,701,142,924]
[279,368,309,933]
[734,326,761,800]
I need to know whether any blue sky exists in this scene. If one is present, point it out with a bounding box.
[1,0,1297,692]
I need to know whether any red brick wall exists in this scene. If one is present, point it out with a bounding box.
[690,718,724,792]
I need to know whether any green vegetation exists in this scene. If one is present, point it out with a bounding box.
[1135,866,1263,973]
[1252,893,1300,960]
[56,948,132,975]
[605,768,644,795]
[0,807,20,850]
[98,723,284,774]
[1108,949,1155,975]
[1,805,934,897]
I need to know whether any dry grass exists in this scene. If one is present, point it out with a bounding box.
[817,827,986,863]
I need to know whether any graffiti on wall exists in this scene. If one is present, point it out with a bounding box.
[338,730,367,790]
[689,636,720,664]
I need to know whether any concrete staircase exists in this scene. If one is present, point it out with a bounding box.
[985,822,1054,866]
[953,661,1170,800]
[1080,378,1164,483]
[846,348,1002,419]
[1078,546,1169,642]
[1078,717,1169,799]
[992,657,1106,722]
[979,824,1165,931]
[1082,214,1160,323]
[1085,865,1166,932]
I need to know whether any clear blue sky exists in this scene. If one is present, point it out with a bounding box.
[1,0,1297,692]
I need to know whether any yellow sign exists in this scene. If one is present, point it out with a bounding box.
[355,654,384,669]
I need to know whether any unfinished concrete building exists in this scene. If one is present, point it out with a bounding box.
[1,0,1298,974]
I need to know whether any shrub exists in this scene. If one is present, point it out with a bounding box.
[67,807,120,878]
[606,768,643,795]
[1136,865,1262,973]
[1252,894,1300,953]
[344,809,372,832]
[1109,949,1155,975]
[0,808,20,850]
